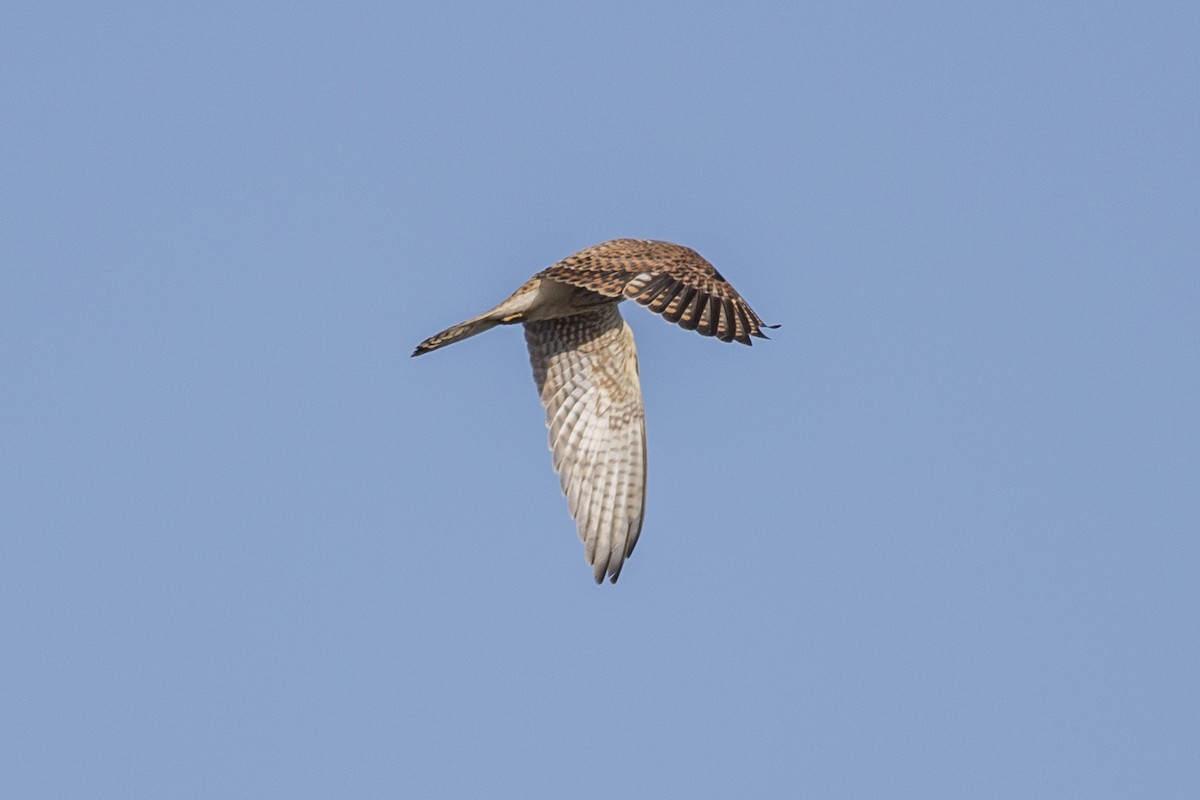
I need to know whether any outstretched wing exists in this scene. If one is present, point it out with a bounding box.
[538,239,777,345]
[524,306,646,584]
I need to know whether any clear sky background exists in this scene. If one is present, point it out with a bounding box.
[3,1,1198,797]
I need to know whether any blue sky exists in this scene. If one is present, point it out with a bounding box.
[2,1,1197,796]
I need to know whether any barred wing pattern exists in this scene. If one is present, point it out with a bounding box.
[538,239,777,345]
[524,306,647,584]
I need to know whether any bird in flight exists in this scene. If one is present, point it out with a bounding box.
[413,239,776,583]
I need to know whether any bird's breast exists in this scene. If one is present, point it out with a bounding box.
[522,278,615,322]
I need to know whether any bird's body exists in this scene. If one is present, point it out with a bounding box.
[413,239,775,583]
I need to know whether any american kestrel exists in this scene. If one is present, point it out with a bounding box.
[413,239,776,583]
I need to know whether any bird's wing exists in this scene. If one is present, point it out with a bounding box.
[524,306,646,584]
[538,239,776,345]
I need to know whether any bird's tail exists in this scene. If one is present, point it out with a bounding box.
[411,314,502,357]
[412,277,541,357]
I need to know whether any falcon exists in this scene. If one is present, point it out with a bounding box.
[412,239,776,583]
